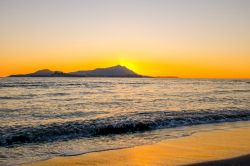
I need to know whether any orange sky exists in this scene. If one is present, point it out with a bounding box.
[1,0,250,78]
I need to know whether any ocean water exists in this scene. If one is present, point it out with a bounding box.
[0,78,250,165]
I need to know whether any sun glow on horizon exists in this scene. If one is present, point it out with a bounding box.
[118,57,137,73]
[0,0,250,78]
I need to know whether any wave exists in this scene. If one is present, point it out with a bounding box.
[0,81,94,88]
[32,111,108,119]
[0,94,37,100]
[0,108,23,113]
[1,109,250,146]
[0,96,21,100]
[0,81,150,89]
[232,89,250,93]
[0,82,111,89]
[46,92,70,96]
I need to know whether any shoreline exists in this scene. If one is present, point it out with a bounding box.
[23,122,250,166]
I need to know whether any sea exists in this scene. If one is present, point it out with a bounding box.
[0,77,250,165]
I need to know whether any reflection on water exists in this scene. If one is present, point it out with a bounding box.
[0,78,249,165]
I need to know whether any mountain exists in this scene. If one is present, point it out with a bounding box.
[30,69,54,76]
[70,65,141,77]
[9,69,73,77]
[9,65,144,77]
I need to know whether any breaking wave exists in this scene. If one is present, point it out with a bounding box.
[1,109,250,146]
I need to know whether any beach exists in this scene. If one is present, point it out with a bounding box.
[23,123,250,166]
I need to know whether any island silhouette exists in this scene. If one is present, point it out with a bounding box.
[9,65,143,77]
[9,65,178,78]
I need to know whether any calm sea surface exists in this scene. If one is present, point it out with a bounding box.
[0,78,250,165]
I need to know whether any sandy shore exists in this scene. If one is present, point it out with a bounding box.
[24,125,250,166]
[188,154,250,166]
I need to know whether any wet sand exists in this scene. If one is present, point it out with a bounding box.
[23,125,250,166]
[188,154,250,166]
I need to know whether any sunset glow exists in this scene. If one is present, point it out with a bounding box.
[1,0,250,78]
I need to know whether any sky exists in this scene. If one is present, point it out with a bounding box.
[0,0,250,78]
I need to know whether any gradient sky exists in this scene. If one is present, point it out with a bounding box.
[0,0,250,78]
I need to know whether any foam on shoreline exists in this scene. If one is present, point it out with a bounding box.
[23,122,250,166]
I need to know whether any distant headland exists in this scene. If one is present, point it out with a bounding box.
[9,65,144,78]
[8,65,179,78]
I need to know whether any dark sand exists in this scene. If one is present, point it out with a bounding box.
[188,154,250,166]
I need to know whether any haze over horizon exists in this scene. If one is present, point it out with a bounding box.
[1,0,250,78]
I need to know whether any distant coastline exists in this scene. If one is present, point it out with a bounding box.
[8,65,178,78]
[9,65,143,78]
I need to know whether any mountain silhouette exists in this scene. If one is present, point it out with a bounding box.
[9,65,144,77]
[70,65,140,77]
[31,69,54,76]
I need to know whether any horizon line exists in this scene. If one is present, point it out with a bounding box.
[1,65,250,79]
